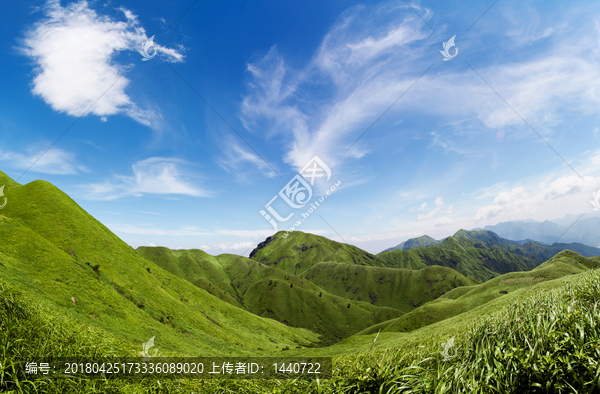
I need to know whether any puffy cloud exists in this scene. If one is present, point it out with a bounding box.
[21,0,183,127]
[417,197,445,220]
[475,175,598,222]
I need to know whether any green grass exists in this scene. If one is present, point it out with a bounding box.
[137,247,405,345]
[0,177,319,358]
[300,262,478,313]
[379,236,540,282]
[3,258,600,393]
[2,171,600,393]
[355,250,600,336]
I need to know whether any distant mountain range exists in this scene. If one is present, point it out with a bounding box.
[474,214,600,247]
[383,214,600,253]
[379,229,600,282]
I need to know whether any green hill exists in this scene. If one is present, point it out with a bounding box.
[248,230,388,274]
[452,228,520,245]
[359,249,600,336]
[300,262,477,313]
[6,250,600,393]
[453,229,600,259]
[0,175,319,357]
[379,236,539,282]
[381,234,440,252]
[137,247,403,344]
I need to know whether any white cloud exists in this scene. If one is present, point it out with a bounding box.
[0,147,88,175]
[475,175,599,222]
[502,5,558,47]
[408,201,427,212]
[82,157,210,200]
[148,243,156,246]
[239,1,600,179]
[216,139,278,178]
[141,211,165,216]
[240,2,431,173]
[417,197,445,220]
[21,0,183,127]
[213,242,254,252]
[435,217,455,226]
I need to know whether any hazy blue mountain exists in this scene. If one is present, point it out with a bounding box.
[475,214,600,247]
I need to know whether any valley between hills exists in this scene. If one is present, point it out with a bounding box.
[1,170,600,393]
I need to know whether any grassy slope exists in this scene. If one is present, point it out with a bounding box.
[0,176,319,357]
[300,262,478,313]
[137,247,403,345]
[353,250,600,337]
[5,254,600,393]
[137,247,243,308]
[379,236,539,282]
[454,228,600,258]
[248,230,388,274]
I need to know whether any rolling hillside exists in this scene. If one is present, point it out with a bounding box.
[300,262,477,313]
[2,170,600,393]
[453,229,600,259]
[137,247,404,344]
[379,229,600,282]
[359,250,600,336]
[0,173,319,357]
[379,236,539,282]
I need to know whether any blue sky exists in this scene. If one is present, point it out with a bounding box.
[1,0,600,255]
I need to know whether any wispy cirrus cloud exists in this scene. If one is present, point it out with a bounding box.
[81,157,210,200]
[20,0,183,128]
[241,2,432,173]
[241,1,600,176]
[0,147,88,175]
[216,138,279,178]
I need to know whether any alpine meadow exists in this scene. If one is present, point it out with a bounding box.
[2,0,600,393]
